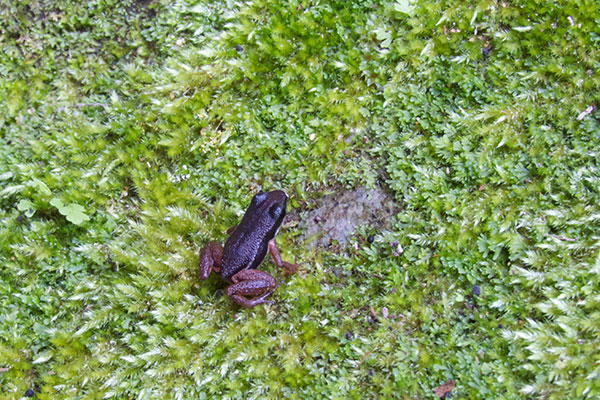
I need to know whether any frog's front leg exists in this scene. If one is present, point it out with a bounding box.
[226,269,281,308]
[199,240,223,280]
[268,239,299,274]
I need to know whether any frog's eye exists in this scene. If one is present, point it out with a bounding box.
[252,192,267,205]
[268,203,283,219]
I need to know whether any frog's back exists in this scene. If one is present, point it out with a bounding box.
[220,228,270,279]
[219,190,287,279]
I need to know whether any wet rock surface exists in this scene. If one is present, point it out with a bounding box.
[299,186,398,249]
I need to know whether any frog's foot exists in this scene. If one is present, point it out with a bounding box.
[226,269,281,308]
[268,239,299,274]
[199,240,223,280]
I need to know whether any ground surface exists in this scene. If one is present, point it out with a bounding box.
[1,1,599,399]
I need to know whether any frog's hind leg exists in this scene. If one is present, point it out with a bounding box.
[226,269,281,308]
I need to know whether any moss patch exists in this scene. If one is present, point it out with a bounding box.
[1,0,599,399]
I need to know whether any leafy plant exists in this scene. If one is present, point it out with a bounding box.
[49,198,90,225]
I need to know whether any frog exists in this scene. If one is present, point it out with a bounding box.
[198,190,298,308]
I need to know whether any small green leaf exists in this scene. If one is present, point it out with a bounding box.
[50,197,64,209]
[375,28,391,42]
[394,0,414,15]
[17,199,36,217]
[374,28,392,48]
[62,203,90,225]
[50,198,90,225]
[17,199,33,211]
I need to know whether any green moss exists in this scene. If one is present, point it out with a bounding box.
[1,0,600,398]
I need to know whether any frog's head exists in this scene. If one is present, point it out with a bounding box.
[247,190,286,228]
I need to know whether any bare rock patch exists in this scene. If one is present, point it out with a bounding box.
[299,186,398,249]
